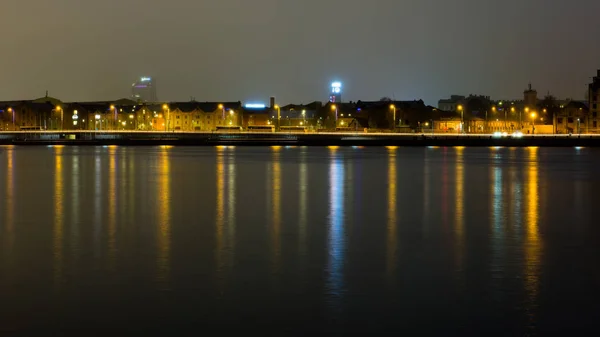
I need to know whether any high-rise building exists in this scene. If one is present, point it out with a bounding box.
[589,70,600,132]
[131,77,157,102]
[329,82,342,103]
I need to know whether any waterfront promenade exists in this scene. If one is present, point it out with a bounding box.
[1,130,600,147]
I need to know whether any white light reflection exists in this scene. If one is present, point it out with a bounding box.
[327,147,345,307]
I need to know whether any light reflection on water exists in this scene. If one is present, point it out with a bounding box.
[525,147,542,330]
[0,146,597,335]
[327,146,345,307]
[156,147,171,289]
[386,147,397,277]
[53,146,64,289]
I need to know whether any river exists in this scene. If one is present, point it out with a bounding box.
[0,145,599,336]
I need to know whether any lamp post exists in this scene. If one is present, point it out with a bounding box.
[302,109,306,127]
[56,106,63,130]
[510,106,516,131]
[524,107,529,130]
[229,109,235,126]
[530,112,536,134]
[331,104,338,129]
[163,104,170,132]
[110,105,116,130]
[7,107,14,130]
[274,104,281,131]
[457,104,464,133]
[390,104,396,131]
[218,104,224,126]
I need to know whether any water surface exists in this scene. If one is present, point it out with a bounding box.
[0,145,599,336]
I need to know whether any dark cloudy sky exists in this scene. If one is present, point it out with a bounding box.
[2,0,599,105]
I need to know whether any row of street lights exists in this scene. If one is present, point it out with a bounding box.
[455,104,541,134]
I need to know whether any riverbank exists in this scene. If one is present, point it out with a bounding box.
[1,131,599,147]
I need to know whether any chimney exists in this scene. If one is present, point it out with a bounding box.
[270,97,275,109]
[597,69,600,77]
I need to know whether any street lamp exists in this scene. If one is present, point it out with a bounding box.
[390,104,396,131]
[56,106,63,130]
[301,109,306,127]
[163,104,170,131]
[274,104,281,131]
[331,104,338,128]
[7,107,14,130]
[110,105,116,130]
[530,112,536,134]
[457,104,464,133]
[95,113,101,131]
[218,104,224,125]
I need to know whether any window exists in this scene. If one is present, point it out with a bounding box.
[594,104,598,109]
[593,112,597,118]
[594,121,598,128]
[557,118,563,123]
[176,116,180,119]
[568,118,574,123]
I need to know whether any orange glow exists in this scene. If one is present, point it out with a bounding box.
[108,146,117,270]
[525,147,542,325]
[327,146,340,150]
[53,146,64,288]
[386,146,398,150]
[454,146,465,273]
[271,145,282,151]
[156,147,171,287]
[271,150,281,272]
[386,148,397,276]
[5,146,14,249]
[216,150,225,284]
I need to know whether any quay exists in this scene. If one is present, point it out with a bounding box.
[1,131,600,147]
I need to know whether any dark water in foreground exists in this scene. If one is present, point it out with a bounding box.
[0,145,599,336]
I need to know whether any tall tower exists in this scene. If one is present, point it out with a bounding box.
[329,82,342,103]
[131,77,158,102]
[523,83,537,108]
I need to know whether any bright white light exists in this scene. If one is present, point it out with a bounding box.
[140,77,151,82]
[331,82,342,88]
[493,131,502,138]
[512,131,523,138]
[245,103,266,109]
[95,114,101,120]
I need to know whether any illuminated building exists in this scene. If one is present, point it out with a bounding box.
[589,70,600,132]
[131,77,158,102]
[329,82,342,103]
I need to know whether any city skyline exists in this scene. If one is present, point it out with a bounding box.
[2,0,600,105]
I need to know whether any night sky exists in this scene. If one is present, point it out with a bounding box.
[2,0,599,105]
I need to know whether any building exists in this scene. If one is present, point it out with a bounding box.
[589,70,600,133]
[277,102,322,127]
[131,77,158,102]
[553,101,589,134]
[329,82,342,103]
[438,95,465,112]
